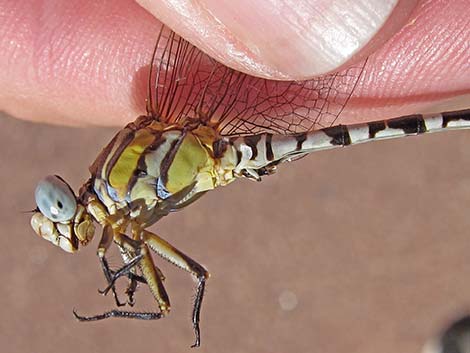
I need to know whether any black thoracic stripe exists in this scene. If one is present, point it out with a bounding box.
[265,134,274,161]
[128,130,165,193]
[442,109,470,128]
[387,114,426,134]
[213,139,228,159]
[244,135,262,160]
[322,125,351,146]
[294,132,307,150]
[104,129,136,181]
[159,131,185,186]
[236,150,242,165]
[368,121,386,138]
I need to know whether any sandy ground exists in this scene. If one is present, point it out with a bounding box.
[2,111,470,353]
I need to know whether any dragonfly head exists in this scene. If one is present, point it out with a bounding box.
[30,175,95,253]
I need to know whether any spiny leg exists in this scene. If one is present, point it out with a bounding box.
[103,265,166,307]
[114,243,145,306]
[107,267,148,306]
[125,277,138,307]
[103,243,166,306]
[96,224,125,307]
[110,232,171,314]
[133,235,171,315]
[118,244,141,306]
[75,231,170,321]
[141,229,209,348]
[73,309,163,321]
[98,253,144,296]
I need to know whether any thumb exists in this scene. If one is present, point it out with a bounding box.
[137,0,418,79]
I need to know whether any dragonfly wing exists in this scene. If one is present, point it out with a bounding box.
[148,26,366,136]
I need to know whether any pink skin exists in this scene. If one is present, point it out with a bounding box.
[0,0,468,127]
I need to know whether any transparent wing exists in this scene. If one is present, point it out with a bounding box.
[147,26,365,136]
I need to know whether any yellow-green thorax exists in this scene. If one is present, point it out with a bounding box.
[86,116,237,226]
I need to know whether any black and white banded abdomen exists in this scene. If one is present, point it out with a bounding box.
[230,109,470,177]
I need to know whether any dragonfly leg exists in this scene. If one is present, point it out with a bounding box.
[98,253,144,296]
[122,262,166,307]
[108,267,148,285]
[106,267,148,306]
[125,276,138,307]
[141,230,209,348]
[113,232,171,316]
[75,230,171,322]
[73,308,164,321]
[96,225,125,307]
[115,238,167,306]
[114,244,144,306]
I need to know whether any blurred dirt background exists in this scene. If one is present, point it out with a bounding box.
[2,110,470,353]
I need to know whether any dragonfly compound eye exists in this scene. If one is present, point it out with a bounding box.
[35,175,77,222]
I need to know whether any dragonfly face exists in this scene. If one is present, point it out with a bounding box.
[31,175,95,253]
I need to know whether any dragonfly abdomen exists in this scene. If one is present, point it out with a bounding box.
[230,109,470,180]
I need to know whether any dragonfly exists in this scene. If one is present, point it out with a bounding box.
[30,25,470,348]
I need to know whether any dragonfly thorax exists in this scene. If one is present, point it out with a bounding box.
[87,116,238,227]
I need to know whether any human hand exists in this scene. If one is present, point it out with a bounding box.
[0,0,468,127]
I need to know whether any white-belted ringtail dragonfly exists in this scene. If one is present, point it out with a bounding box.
[30,25,470,347]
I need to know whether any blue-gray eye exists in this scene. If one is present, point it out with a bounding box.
[35,175,77,222]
